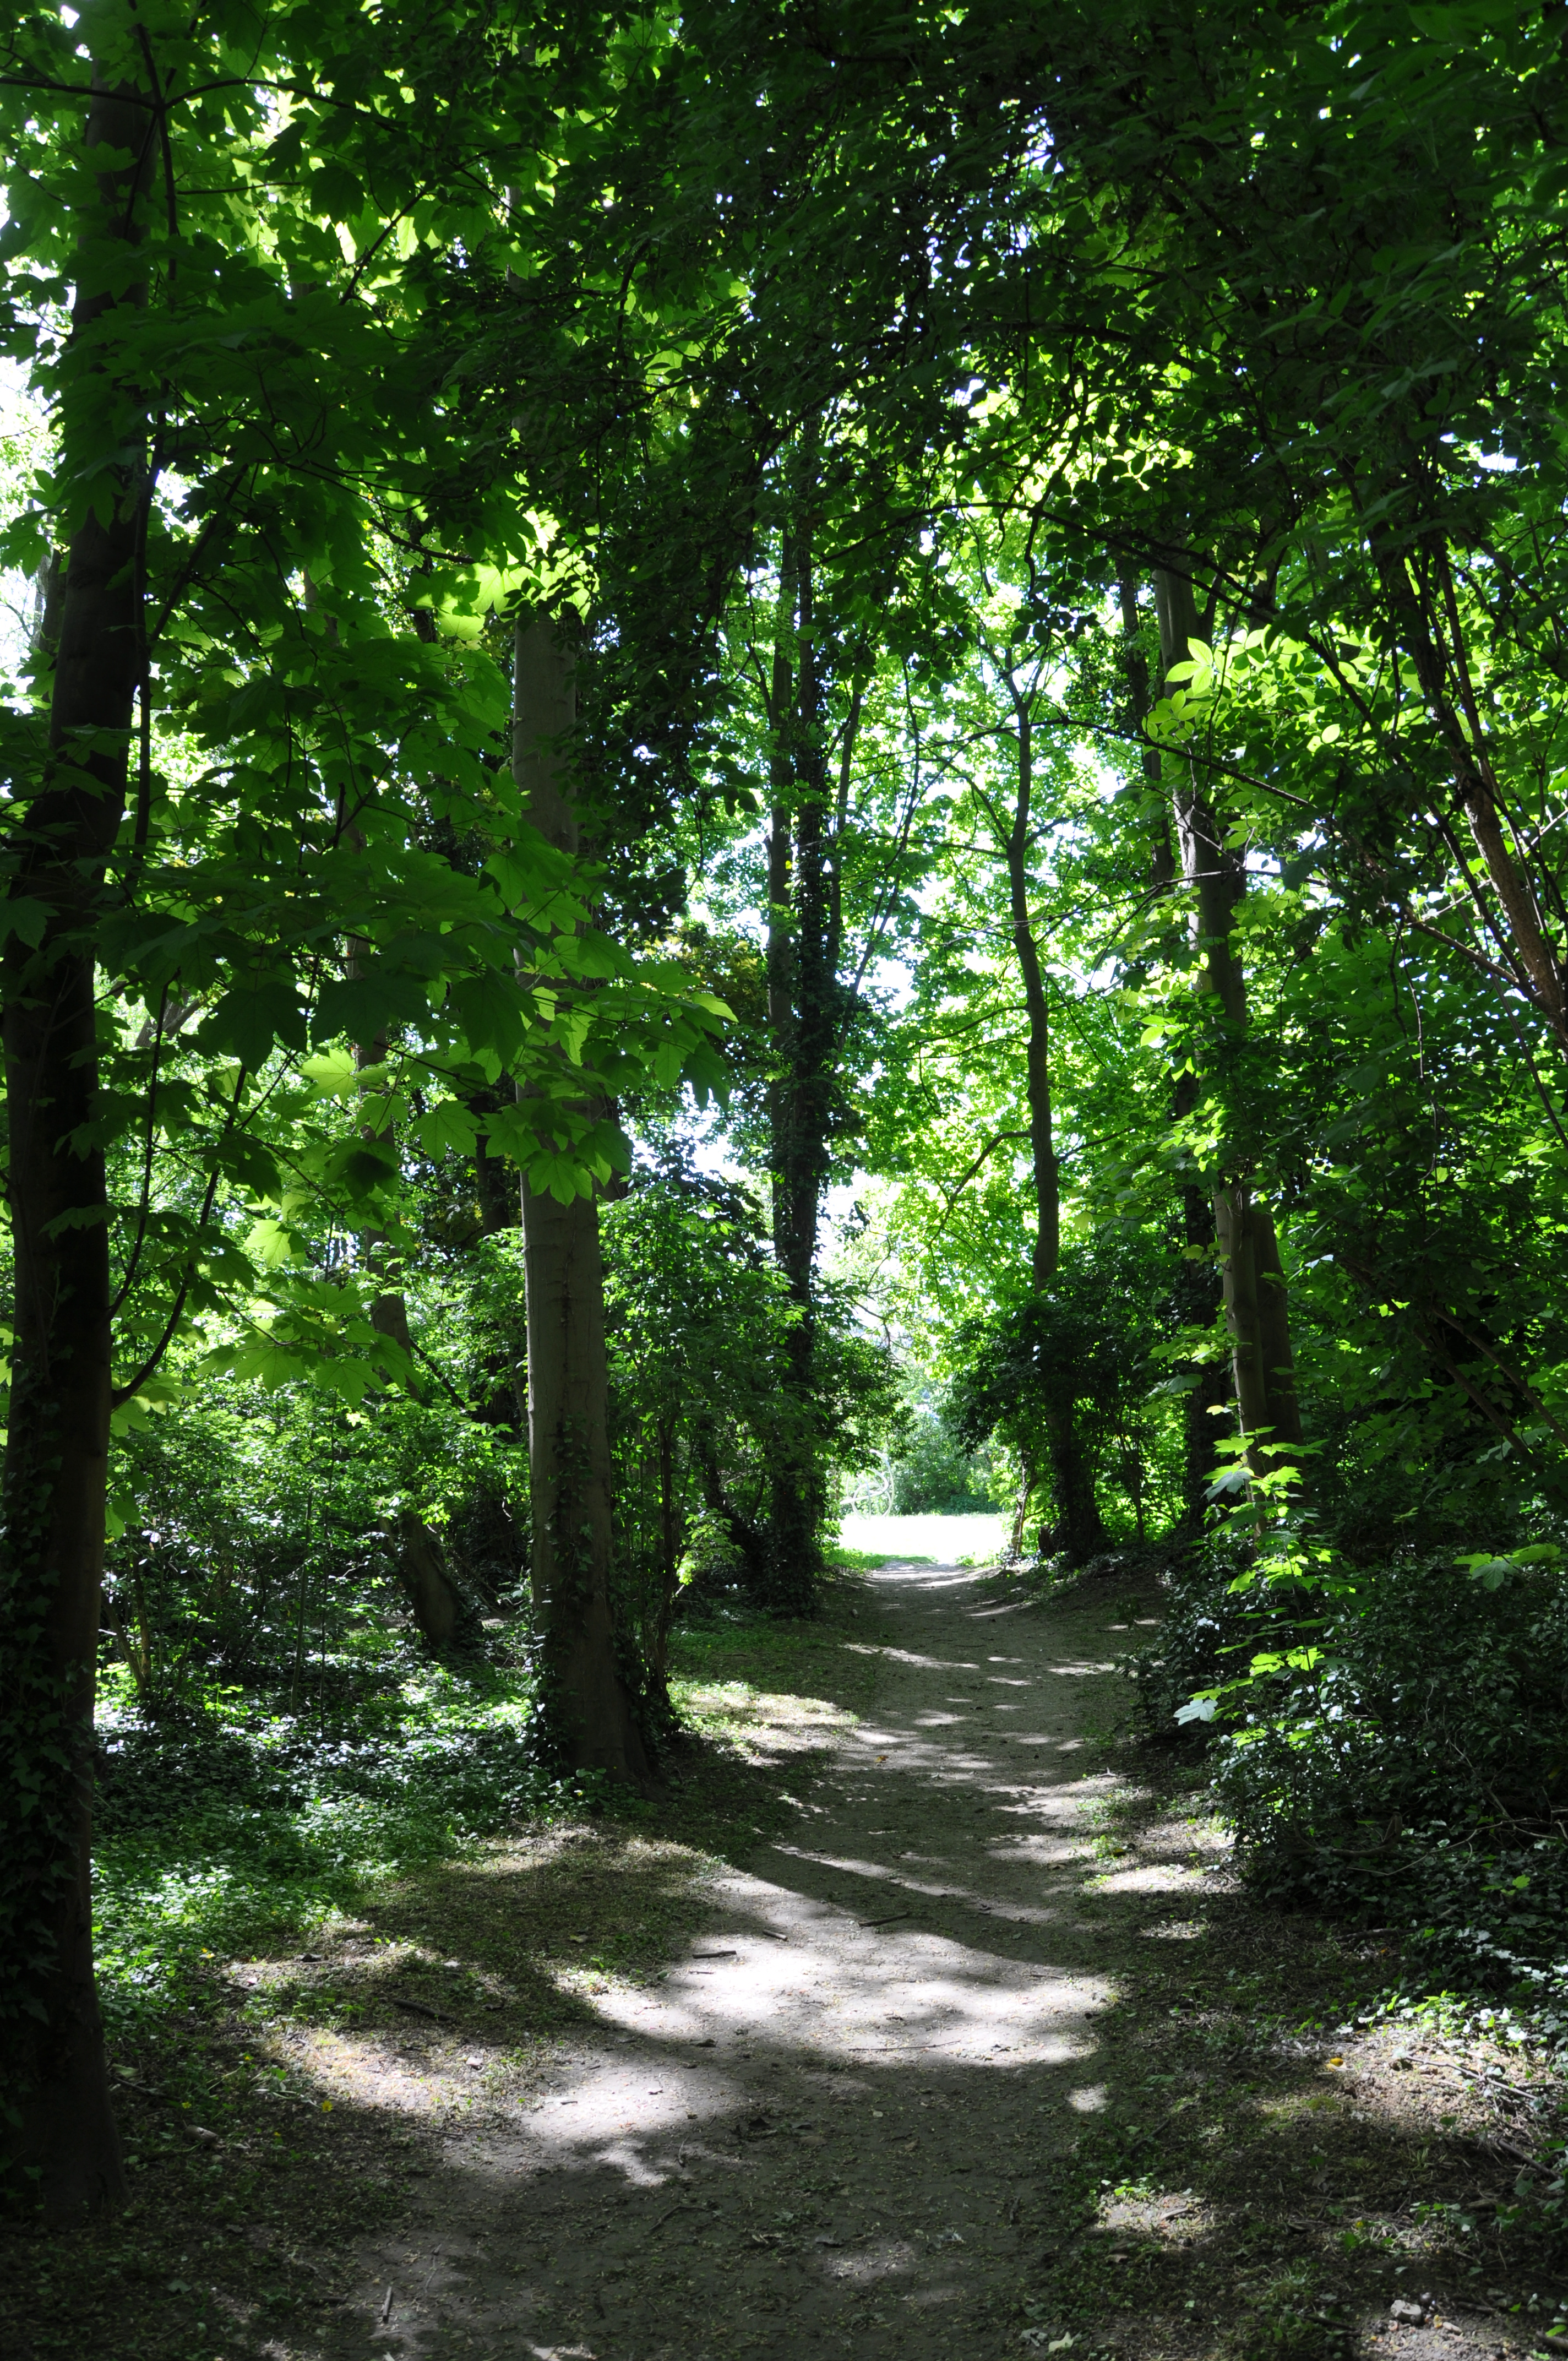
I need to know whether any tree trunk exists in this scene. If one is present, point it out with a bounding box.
[992,670,1100,1555]
[473,1095,522,1236]
[1154,557,1303,1502]
[345,951,474,1651]
[1043,1410,1108,1563]
[764,477,829,1617]
[1010,1449,1037,1563]
[1173,1180,1230,1526]
[1214,1185,1304,1482]
[1000,684,1060,1292]
[393,1510,482,1656]
[1124,570,1229,1522]
[650,1418,681,1684]
[1153,562,1246,1028]
[0,72,155,2223]
[514,609,649,1780]
[692,1421,770,1593]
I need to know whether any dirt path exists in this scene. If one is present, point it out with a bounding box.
[352,1557,1186,2359]
[19,1558,1556,2361]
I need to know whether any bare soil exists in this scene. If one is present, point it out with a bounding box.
[5,1555,1566,2361]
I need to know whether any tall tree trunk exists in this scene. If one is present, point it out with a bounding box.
[994,677,1099,1557]
[1215,1188,1305,1482]
[1041,1411,1108,1562]
[764,474,829,1617]
[1000,684,1060,1293]
[346,932,476,1652]
[1138,565,1233,1522]
[650,1418,681,1685]
[514,610,649,1780]
[0,72,154,2221]
[1154,557,1303,1489]
[692,1421,770,1593]
[1252,1206,1304,1450]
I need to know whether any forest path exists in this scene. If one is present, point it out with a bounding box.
[352,1557,1202,2361]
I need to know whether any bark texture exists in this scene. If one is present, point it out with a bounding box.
[0,73,153,2220]
[514,610,649,1779]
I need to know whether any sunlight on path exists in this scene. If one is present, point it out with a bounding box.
[346,1553,1164,2361]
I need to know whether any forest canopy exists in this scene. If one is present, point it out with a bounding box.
[4,0,1568,2224]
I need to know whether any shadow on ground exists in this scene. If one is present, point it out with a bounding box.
[3,1570,1564,2361]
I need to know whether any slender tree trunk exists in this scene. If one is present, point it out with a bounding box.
[1213,1188,1305,1481]
[1000,687,1060,1292]
[0,73,156,2222]
[993,676,1101,1558]
[514,610,649,1779]
[764,474,829,1617]
[464,1086,530,1433]
[473,1098,521,1235]
[693,1421,770,1592]
[1010,1449,1037,1563]
[1213,1185,1271,1459]
[345,952,476,1651]
[1378,536,1568,1054]
[765,525,797,1281]
[1147,559,1256,1511]
[1123,573,1227,1524]
[1154,557,1304,1489]
[651,1418,680,1684]
[1120,572,1176,891]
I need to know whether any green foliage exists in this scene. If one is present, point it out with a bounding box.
[93,1659,573,2039]
[889,1402,1000,1516]
[602,1157,901,1618]
[948,1238,1183,1548]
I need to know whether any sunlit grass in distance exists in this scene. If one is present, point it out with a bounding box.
[837,1510,1008,1565]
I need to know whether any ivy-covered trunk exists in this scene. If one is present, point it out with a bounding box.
[0,74,151,2219]
[514,610,649,1780]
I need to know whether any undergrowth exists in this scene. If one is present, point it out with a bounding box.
[1125,1537,1568,2045]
